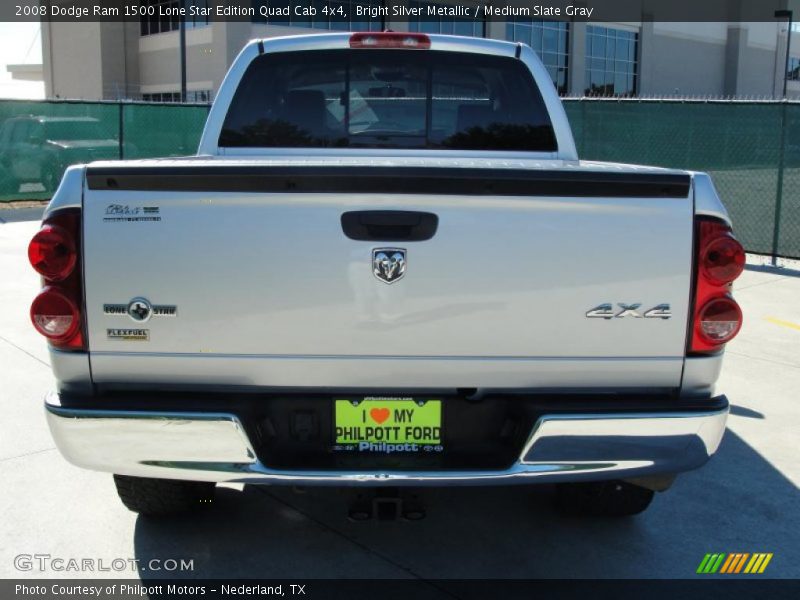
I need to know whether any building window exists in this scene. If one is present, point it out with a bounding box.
[140,0,209,37]
[789,57,800,81]
[252,0,383,31]
[186,0,210,29]
[584,26,638,97]
[142,92,181,102]
[140,1,179,36]
[505,19,568,95]
[407,1,484,37]
[142,90,212,102]
[186,90,212,102]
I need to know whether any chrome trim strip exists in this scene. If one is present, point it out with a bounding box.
[44,393,727,486]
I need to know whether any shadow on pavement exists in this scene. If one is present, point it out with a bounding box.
[729,405,765,419]
[745,263,800,278]
[133,429,799,581]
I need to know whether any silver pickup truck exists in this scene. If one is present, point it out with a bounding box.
[31,32,744,518]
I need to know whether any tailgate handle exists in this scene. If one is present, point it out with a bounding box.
[341,211,438,241]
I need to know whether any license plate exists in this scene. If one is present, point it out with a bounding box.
[334,397,442,453]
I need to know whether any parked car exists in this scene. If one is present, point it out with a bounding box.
[31,32,745,518]
[0,115,118,193]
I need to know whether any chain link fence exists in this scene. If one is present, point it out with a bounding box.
[564,98,800,260]
[0,98,208,201]
[0,97,798,259]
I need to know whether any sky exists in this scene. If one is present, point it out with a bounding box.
[0,22,45,99]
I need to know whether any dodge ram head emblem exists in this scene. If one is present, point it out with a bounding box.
[372,248,406,284]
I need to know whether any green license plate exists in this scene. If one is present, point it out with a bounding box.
[334,398,442,451]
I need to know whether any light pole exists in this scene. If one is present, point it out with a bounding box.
[179,0,187,102]
[773,9,793,263]
[775,9,793,99]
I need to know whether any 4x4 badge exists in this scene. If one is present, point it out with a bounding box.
[586,303,671,319]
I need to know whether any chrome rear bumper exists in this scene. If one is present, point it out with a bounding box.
[44,392,728,486]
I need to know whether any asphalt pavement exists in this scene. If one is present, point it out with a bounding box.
[0,210,798,580]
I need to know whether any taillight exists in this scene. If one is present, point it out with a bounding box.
[28,224,77,281]
[28,208,85,351]
[30,287,80,341]
[349,32,431,49]
[699,231,745,285]
[697,297,743,344]
[689,218,744,354]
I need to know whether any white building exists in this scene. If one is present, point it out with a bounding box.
[39,1,800,101]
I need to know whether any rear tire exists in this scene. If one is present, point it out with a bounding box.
[555,480,655,517]
[113,475,215,516]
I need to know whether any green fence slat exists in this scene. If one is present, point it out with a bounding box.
[0,99,118,202]
[0,99,207,204]
[121,103,208,160]
[562,99,789,257]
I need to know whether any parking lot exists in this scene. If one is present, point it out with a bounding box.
[0,208,798,580]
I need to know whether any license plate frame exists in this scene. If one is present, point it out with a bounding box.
[333,397,443,454]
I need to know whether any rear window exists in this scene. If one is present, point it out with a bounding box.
[219,49,557,152]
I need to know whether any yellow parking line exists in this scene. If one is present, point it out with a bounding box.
[765,317,800,331]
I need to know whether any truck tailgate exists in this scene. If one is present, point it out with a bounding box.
[82,162,693,390]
